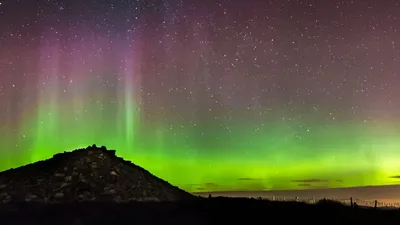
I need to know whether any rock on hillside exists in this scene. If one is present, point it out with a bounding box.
[0,145,193,203]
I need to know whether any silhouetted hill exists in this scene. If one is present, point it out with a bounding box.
[0,145,193,203]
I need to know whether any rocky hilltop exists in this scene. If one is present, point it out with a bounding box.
[0,145,193,203]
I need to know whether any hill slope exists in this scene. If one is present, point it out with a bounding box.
[0,145,193,203]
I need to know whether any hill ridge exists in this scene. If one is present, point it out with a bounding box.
[0,144,193,203]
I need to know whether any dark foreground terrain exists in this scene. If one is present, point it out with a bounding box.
[1,146,400,224]
[1,197,400,225]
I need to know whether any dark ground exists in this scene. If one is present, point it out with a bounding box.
[1,197,400,225]
[1,146,399,224]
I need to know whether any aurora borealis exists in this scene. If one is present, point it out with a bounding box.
[1,0,400,193]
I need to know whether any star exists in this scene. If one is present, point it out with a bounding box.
[0,0,399,192]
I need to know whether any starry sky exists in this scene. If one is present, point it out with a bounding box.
[1,0,400,192]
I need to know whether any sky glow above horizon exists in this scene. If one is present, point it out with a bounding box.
[1,0,400,192]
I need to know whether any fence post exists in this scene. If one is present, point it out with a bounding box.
[374,200,377,208]
[350,197,353,208]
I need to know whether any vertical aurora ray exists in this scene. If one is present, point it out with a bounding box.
[22,35,145,164]
[117,54,140,154]
[30,40,62,162]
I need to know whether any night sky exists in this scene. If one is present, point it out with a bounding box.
[1,0,400,192]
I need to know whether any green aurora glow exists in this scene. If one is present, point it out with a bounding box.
[2,92,400,193]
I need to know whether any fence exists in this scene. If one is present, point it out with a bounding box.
[258,196,400,208]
